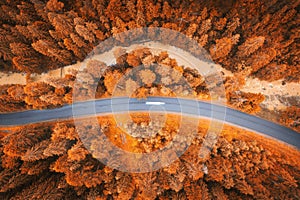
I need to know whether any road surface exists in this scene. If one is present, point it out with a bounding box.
[0,97,299,149]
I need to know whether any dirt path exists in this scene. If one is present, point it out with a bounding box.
[0,43,299,111]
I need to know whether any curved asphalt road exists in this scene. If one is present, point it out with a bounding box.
[0,97,299,149]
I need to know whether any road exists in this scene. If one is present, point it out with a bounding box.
[0,97,299,149]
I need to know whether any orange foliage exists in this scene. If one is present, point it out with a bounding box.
[0,0,297,83]
[0,115,299,199]
[0,1,299,198]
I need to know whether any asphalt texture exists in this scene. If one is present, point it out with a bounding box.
[0,97,299,149]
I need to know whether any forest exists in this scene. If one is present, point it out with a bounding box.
[0,0,299,199]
